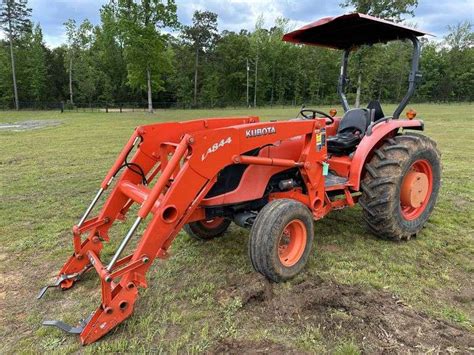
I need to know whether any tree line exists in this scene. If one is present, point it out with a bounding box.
[0,0,473,112]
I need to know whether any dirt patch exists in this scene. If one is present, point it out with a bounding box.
[0,269,25,324]
[0,120,62,132]
[217,273,474,353]
[211,339,298,354]
[216,273,273,307]
[453,289,474,304]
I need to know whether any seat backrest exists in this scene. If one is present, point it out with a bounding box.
[367,100,385,121]
[337,108,371,135]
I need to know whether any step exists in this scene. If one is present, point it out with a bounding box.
[325,172,348,188]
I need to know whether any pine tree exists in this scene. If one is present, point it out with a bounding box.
[27,24,48,102]
[183,10,219,106]
[250,16,266,107]
[64,19,79,105]
[0,41,12,106]
[0,0,32,110]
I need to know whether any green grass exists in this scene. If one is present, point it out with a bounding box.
[0,104,473,353]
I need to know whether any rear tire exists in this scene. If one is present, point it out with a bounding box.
[249,199,314,282]
[184,218,231,241]
[360,133,441,241]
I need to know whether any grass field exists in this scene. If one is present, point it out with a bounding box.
[0,104,473,353]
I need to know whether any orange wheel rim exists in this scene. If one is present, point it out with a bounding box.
[199,217,224,229]
[278,219,307,267]
[400,159,433,220]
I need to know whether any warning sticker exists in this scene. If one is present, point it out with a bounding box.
[316,133,322,144]
[316,132,322,151]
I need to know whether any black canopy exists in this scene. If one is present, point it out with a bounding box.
[282,13,430,49]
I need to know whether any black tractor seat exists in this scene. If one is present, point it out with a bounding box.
[327,130,363,154]
[327,108,370,155]
[327,101,385,155]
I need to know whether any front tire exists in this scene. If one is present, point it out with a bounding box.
[360,133,441,241]
[249,199,314,282]
[184,218,231,241]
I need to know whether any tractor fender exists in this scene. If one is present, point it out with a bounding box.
[348,119,424,190]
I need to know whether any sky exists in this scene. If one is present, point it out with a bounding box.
[26,0,474,48]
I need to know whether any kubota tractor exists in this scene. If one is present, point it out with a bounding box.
[39,13,441,344]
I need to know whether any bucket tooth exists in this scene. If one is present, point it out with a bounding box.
[42,315,92,335]
[37,273,79,299]
[37,265,91,299]
[42,320,84,334]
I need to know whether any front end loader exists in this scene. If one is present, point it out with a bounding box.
[38,13,441,344]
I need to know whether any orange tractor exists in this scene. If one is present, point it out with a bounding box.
[39,13,441,344]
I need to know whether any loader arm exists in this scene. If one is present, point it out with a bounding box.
[40,116,323,345]
[51,117,259,289]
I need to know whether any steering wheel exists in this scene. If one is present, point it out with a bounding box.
[300,109,334,124]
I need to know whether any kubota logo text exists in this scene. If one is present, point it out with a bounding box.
[201,137,232,161]
[245,126,276,138]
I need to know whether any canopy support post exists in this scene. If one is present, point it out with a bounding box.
[337,49,350,112]
[393,36,422,119]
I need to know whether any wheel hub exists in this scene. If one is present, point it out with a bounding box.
[400,159,434,221]
[400,171,429,208]
[278,220,307,267]
[200,217,224,229]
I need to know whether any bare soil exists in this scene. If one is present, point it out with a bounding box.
[212,339,298,354]
[212,273,474,353]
